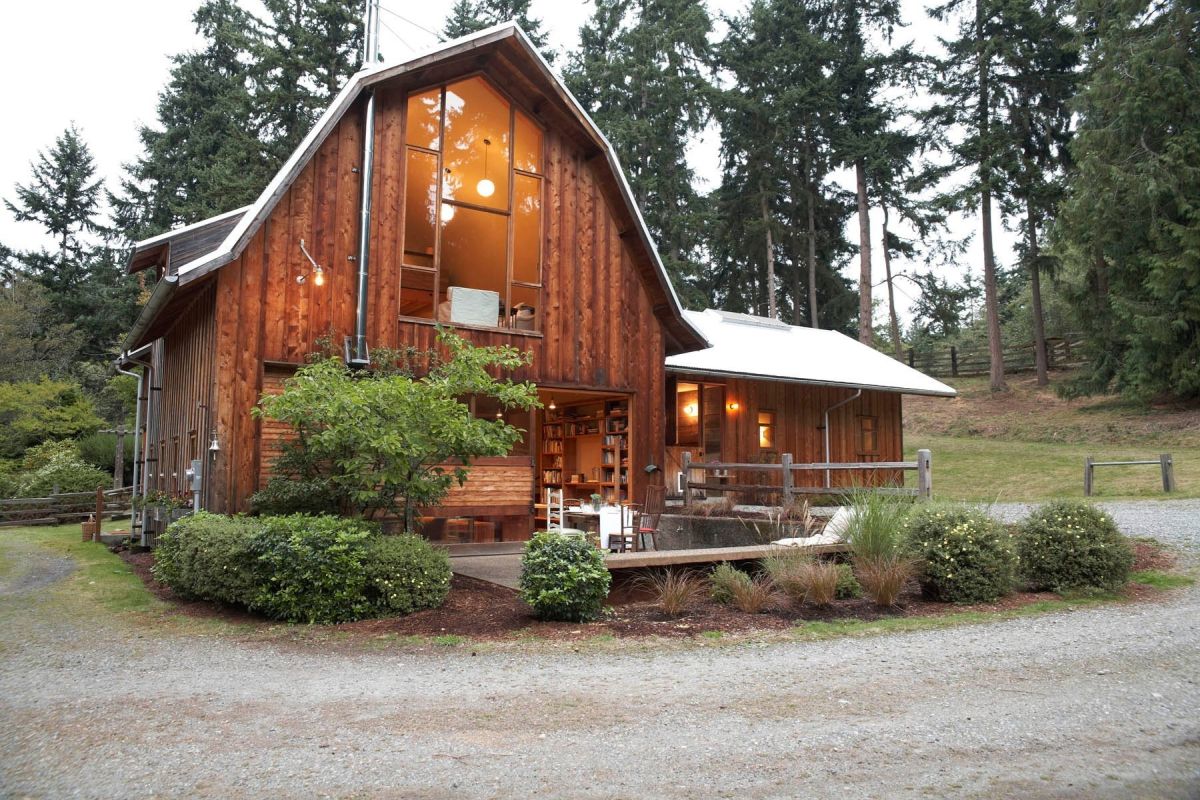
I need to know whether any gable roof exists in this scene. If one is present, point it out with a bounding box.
[126,205,249,275]
[125,23,707,354]
[666,309,957,397]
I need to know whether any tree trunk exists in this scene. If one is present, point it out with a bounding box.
[977,0,1006,391]
[881,206,903,360]
[760,186,778,319]
[1026,198,1049,386]
[804,131,820,329]
[856,159,872,345]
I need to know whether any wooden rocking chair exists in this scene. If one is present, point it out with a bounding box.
[612,484,666,552]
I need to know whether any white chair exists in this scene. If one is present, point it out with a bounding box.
[544,488,585,537]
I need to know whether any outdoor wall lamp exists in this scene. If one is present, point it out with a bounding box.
[727,401,740,412]
[296,239,325,286]
[683,403,698,416]
[209,430,220,454]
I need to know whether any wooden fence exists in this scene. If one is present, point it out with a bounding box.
[680,450,932,501]
[1084,454,1175,497]
[0,487,134,528]
[906,335,1086,378]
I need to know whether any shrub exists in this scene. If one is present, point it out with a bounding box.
[248,514,377,623]
[904,505,1017,603]
[0,378,103,458]
[835,563,862,599]
[519,532,611,622]
[153,513,259,604]
[362,534,452,615]
[636,569,705,617]
[15,440,110,497]
[710,562,751,604]
[728,572,778,613]
[845,492,912,561]
[78,432,132,478]
[1018,501,1134,592]
[249,477,341,516]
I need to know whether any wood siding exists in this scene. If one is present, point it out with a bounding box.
[206,81,668,514]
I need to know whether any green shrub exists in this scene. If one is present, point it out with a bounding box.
[15,440,110,497]
[153,512,259,604]
[248,477,341,516]
[845,492,913,561]
[710,562,752,604]
[78,432,132,480]
[519,532,611,622]
[904,505,1016,603]
[1018,501,1134,592]
[0,378,103,458]
[362,534,452,615]
[247,514,377,624]
[835,563,862,599]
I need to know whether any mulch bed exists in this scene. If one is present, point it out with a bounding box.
[116,539,1179,643]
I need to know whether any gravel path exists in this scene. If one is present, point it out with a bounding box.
[1,502,1198,799]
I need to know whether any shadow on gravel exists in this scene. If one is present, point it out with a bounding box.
[0,551,76,597]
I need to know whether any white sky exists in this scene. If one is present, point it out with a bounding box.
[0,0,1014,327]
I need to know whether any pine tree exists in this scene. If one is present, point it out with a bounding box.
[1055,0,1200,400]
[443,0,555,60]
[256,0,362,167]
[995,0,1077,387]
[924,0,1013,391]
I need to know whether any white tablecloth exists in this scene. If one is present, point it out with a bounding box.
[564,506,633,548]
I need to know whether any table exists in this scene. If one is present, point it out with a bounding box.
[563,506,633,549]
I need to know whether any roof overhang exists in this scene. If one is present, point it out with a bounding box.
[666,364,959,397]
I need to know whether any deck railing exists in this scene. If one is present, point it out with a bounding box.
[680,450,932,501]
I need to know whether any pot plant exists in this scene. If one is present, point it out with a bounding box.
[590,493,603,512]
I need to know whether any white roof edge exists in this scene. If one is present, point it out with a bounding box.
[167,23,707,348]
[664,364,958,397]
[132,204,252,250]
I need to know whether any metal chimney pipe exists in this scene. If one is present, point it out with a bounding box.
[352,0,381,367]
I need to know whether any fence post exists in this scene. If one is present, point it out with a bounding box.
[94,486,105,542]
[780,452,794,502]
[950,346,958,377]
[916,449,932,500]
[681,451,692,497]
[113,428,125,490]
[907,348,915,368]
[1161,453,1175,493]
[1084,456,1094,497]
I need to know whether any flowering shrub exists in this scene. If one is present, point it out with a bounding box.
[362,533,451,615]
[153,512,259,604]
[519,532,611,622]
[1018,501,1133,592]
[904,505,1016,603]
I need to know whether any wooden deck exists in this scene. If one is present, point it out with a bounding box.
[605,542,847,570]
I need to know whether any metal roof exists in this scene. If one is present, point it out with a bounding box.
[666,309,957,397]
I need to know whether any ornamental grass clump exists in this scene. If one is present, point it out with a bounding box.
[708,562,777,613]
[904,505,1016,603]
[637,568,705,617]
[519,532,611,622]
[709,562,751,605]
[845,493,915,607]
[1018,501,1133,592]
[762,550,840,606]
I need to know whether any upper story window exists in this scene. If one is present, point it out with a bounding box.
[401,76,544,332]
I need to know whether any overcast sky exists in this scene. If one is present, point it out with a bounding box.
[0,0,1013,326]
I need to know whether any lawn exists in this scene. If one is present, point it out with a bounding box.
[904,373,1200,502]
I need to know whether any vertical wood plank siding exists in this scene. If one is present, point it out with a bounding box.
[200,90,668,512]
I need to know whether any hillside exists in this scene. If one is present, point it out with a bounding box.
[903,374,1200,501]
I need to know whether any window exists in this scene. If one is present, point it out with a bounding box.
[859,415,879,455]
[758,411,775,451]
[401,76,544,331]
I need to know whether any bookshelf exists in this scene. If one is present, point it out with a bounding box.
[540,397,630,504]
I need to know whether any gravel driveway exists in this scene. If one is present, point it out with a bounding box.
[1,502,1198,799]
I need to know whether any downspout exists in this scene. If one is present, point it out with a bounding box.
[822,389,862,488]
[350,0,380,367]
[115,344,152,539]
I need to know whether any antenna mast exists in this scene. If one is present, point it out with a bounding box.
[362,0,381,65]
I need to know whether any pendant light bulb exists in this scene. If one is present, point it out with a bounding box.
[476,178,495,198]
[440,203,456,223]
[313,267,325,287]
[548,398,556,410]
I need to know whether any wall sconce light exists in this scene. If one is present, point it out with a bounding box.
[296,239,325,286]
[683,403,698,416]
[727,401,740,412]
[209,430,220,453]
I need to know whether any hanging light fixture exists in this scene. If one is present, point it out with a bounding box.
[548,397,556,411]
[476,138,495,198]
[440,202,456,223]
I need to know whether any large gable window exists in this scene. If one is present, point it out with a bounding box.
[401,76,544,331]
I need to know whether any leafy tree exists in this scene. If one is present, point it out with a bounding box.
[567,0,713,304]
[255,330,540,530]
[443,0,555,61]
[0,278,83,382]
[0,378,104,458]
[1054,0,1200,400]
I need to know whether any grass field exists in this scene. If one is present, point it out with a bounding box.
[904,374,1200,502]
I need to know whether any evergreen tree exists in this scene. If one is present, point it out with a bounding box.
[1055,0,1200,400]
[256,0,362,167]
[995,0,1077,386]
[443,0,555,60]
[924,0,1013,391]
[121,0,269,233]
[567,0,713,305]
[0,278,83,382]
